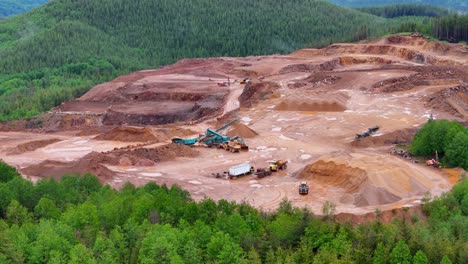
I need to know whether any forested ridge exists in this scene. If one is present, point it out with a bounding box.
[0,0,48,17]
[0,0,388,121]
[328,0,468,12]
[0,161,466,263]
[0,0,466,122]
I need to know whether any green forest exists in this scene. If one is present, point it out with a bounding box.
[0,161,466,264]
[0,0,466,122]
[356,4,450,18]
[0,0,48,17]
[411,120,468,170]
[328,0,468,12]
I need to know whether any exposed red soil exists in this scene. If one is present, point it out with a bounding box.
[93,127,155,142]
[6,138,61,155]
[2,35,464,219]
[335,205,426,224]
[239,81,280,108]
[426,84,468,118]
[21,143,199,181]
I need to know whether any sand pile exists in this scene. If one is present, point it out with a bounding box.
[275,92,348,112]
[298,160,367,193]
[94,127,159,142]
[298,155,437,207]
[6,138,61,155]
[227,123,258,138]
[351,128,418,148]
[275,100,346,112]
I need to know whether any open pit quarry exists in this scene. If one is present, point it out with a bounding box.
[0,35,466,216]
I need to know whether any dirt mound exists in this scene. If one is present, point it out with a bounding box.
[21,143,199,181]
[106,143,199,166]
[21,156,115,181]
[94,127,158,142]
[297,156,437,207]
[351,128,419,148]
[94,126,196,143]
[275,100,346,112]
[227,123,258,138]
[6,138,61,155]
[426,84,468,118]
[239,81,280,108]
[298,160,367,193]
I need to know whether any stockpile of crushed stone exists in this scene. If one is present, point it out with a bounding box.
[227,123,258,138]
[298,155,437,207]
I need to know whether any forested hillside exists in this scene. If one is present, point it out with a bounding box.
[328,0,468,12]
[0,0,397,121]
[0,161,466,263]
[0,0,465,122]
[0,0,48,17]
[357,4,450,18]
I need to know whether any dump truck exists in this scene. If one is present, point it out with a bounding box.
[299,182,309,195]
[269,160,288,172]
[228,163,254,179]
[221,139,249,153]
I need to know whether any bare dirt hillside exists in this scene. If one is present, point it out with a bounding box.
[1,35,466,216]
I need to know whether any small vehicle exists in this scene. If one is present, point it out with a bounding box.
[299,182,309,195]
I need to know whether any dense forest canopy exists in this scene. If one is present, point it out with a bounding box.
[0,0,49,17]
[0,0,390,121]
[356,4,450,18]
[328,0,468,12]
[0,161,466,263]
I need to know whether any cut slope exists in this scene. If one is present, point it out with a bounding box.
[298,155,443,207]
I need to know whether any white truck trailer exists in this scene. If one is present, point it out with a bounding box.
[228,163,254,179]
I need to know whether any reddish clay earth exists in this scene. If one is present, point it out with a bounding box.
[0,35,466,217]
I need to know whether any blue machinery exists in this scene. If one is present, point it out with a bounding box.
[172,119,240,146]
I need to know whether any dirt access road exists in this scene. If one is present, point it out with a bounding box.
[1,35,466,215]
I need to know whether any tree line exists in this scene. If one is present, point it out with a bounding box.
[411,119,468,170]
